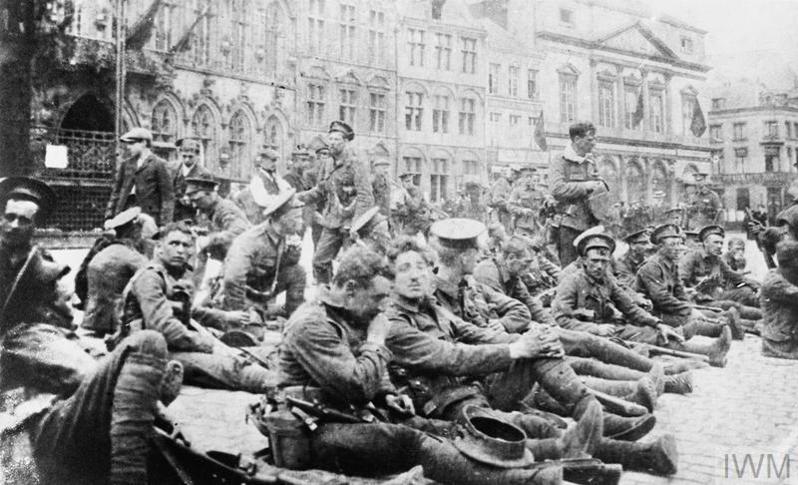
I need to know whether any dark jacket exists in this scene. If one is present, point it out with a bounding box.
[636,250,692,319]
[549,145,600,231]
[761,269,798,343]
[106,152,175,225]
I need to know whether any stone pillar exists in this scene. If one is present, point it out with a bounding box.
[664,73,673,135]
[619,156,629,203]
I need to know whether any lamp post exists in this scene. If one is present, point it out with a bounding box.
[114,0,126,163]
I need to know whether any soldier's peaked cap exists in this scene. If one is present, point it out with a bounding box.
[698,225,725,242]
[104,206,141,230]
[184,175,219,193]
[399,172,415,180]
[431,218,486,249]
[623,228,650,244]
[329,120,354,141]
[650,223,682,244]
[573,225,615,255]
[0,177,56,221]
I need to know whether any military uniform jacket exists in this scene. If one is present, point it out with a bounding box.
[217,222,303,315]
[457,200,488,223]
[106,152,175,225]
[678,248,745,297]
[760,269,798,343]
[433,275,531,334]
[386,297,515,415]
[687,189,721,229]
[122,262,211,352]
[615,252,646,289]
[636,251,692,317]
[549,145,600,231]
[489,178,511,212]
[172,162,212,222]
[202,198,251,259]
[278,295,395,408]
[508,183,545,231]
[552,262,659,333]
[82,241,148,333]
[300,147,374,229]
[473,258,553,325]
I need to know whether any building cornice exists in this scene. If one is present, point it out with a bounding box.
[536,31,711,73]
[401,17,487,38]
[709,106,798,116]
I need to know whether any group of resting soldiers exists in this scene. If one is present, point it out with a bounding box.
[2,119,798,484]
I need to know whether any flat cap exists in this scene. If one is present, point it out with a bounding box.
[698,225,725,242]
[776,205,798,229]
[650,223,683,244]
[351,206,383,234]
[573,225,616,256]
[519,166,537,173]
[399,172,415,180]
[372,158,391,167]
[257,147,280,161]
[177,138,202,153]
[120,127,153,143]
[430,218,486,249]
[104,206,141,230]
[0,177,57,220]
[329,120,354,141]
[623,228,651,244]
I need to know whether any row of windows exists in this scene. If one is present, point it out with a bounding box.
[404,92,477,134]
[307,0,388,64]
[488,65,537,99]
[710,121,798,143]
[306,83,388,133]
[150,99,283,180]
[408,28,478,74]
[717,145,798,174]
[402,156,481,202]
[489,113,540,127]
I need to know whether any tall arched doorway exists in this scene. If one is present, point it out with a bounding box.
[49,93,117,231]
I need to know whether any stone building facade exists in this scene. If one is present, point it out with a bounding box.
[709,82,798,223]
[474,0,713,205]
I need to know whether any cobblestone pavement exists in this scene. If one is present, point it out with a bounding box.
[51,232,798,484]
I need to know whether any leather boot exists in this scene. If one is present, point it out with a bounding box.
[684,314,724,339]
[559,399,603,458]
[594,434,678,476]
[724,308,744,340]
[663,359,708,374]
[679,326,732,367]
[603,413,656,441]
[581,376,658,412]
[664,372,693,394]
[568,356,645,381]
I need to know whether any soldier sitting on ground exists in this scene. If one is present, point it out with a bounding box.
[277,245,566,484]
[213,190,306,325]
[81,207,149,335]
[723,237,748,272]
[761,241,798,359]
[119,221,274,392]
[0,177,182,484]
[635,224,734,367]
[475,234,696,398]
[678,225,762,340]
[385,236,679,476]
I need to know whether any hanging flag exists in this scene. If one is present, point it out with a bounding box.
[632,90,644,128]
[534,110,548,151]
[126,0,163,50]
[169,5,211,54]
[690,99,707,137]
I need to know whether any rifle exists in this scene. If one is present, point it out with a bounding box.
[285,396,369,425]
[184,318,272,369]
[645,344,710,363]
[590,390,648,417]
